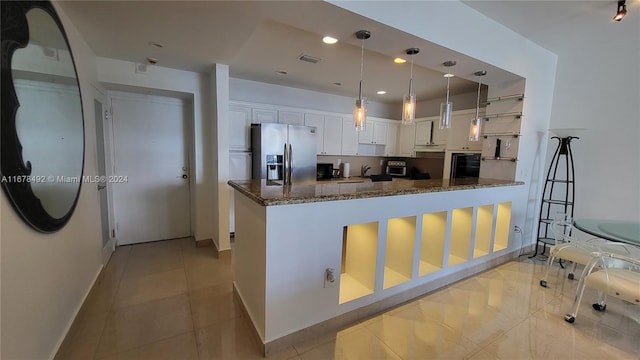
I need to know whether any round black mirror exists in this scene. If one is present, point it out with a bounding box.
[1,0,85,232]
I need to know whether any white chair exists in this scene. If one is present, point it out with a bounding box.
[539,215,606,288]
[564,245,640,323]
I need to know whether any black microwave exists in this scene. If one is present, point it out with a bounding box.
[317,163,333,180]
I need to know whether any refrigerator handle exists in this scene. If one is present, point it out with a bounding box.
[288,144,293,183]
[283,143,289,185]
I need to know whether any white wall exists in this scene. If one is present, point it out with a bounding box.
[211,64,232,251]
[95,57,214,243]
[533,10,639,220]
[230,77,481,118]
[230,77,398,119]
[415,89,481,118]
[0,3,103,359]
[330,0,558,246]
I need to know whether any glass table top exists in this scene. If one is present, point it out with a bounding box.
[573,219,640,245]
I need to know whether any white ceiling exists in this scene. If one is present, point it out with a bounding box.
[462,0,637,52]
[57,1,622,105]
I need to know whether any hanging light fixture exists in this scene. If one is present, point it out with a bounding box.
[354,30,370,131]
[402,48,419,125]
[613,0,627,21]
[439,60,456,129]
[469,70,487,142]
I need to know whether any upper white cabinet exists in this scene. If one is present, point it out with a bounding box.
[252,108,278,124]
[398,123,416,157]
[373,122,387,144]
[305,113,342,155]
[304,113,324,154]
[341,117,359,155]
[358,119,387,145]
[324,116,343,155]
[385,122,399,156]
[414,121,433,146]
[445,110,483,151]
[431,123,448,145]
[278,110,305,125]
[229,105,252,151]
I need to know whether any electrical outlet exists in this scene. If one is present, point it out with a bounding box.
[324,268,336,288]
[379,159,384,166]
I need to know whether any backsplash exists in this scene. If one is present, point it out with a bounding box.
[318,154,445,179]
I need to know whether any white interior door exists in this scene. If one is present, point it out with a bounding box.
[110,92,191,245]
[93,87,115,262]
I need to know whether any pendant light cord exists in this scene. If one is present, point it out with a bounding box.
[475,80,481,119]
[408,55,414,94]
[358,37,364,100]
[445,76,450,104]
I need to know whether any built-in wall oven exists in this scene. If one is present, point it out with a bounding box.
[451,153,481,178]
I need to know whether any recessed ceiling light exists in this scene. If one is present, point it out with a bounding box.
[149,41,164,48]
[276,71,288,75]
[322,36,338,45]
[394,58,406,64]
[377,90,387,95]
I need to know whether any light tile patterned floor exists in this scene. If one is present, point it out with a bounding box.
[55,238,640,359]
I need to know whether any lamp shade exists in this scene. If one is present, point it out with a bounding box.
[439,101,452,129]
[469,117,482,142]
[353,30,370,131]
[354,98,367,131]
[402,93,416,124]
[402,48,419,125]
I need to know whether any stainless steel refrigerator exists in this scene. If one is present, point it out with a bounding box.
[251,123,317,185]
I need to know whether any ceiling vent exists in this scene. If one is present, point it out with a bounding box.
[298,54,321,64]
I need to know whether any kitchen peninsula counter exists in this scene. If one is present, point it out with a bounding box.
[227,177,523,206]
[230,176,526,355]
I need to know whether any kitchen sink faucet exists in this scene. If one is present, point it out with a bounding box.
[361,164,371,177]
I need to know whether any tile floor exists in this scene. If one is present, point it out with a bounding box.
[55,238,640,359]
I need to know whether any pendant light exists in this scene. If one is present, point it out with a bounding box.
[402,48,419,125]
[354,30,370,131]
[613,0,626,21]
[439,60,456,129]
[469,71,487,142]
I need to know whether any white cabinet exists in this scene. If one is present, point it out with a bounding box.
[358,120,387,145]
[385,122,399,156]
[229,105,252,151]
[304,113,342,155]
[341,117,359,155]
[446,110,483,151]
[431,123,448,145]
[278,110,304,125]
[358,123,374,144]
[252,108,278,124]
[229,151,252,233]
[414,121,433,145]
[304,114,324,154]
[398,123,416,157]
[324,116,343,155]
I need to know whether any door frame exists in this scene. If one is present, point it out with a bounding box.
[92,84,116,264]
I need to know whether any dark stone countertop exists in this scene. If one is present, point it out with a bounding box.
[228,177,524,206]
